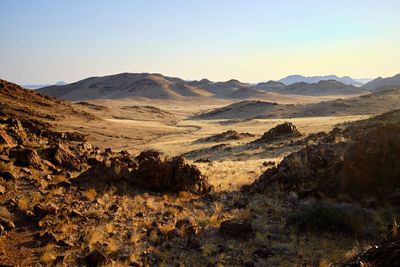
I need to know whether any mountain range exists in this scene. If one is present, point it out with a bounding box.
[23,81,67,89]
[277,75,369,86]
[37,73,372,101]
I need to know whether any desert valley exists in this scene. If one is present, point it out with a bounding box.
[0,71,400,266]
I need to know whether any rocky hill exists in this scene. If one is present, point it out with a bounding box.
[278,74,363,86]
[38,73,214,101]
[362,73,400,91]
[275,80,367,96]
[192,86,400,120]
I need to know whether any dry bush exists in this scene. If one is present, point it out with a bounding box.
[0,206,12,220]
[81,188,97,201]
[18,196,30,211]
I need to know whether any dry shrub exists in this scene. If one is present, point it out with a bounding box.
[81,188,97,201]
[18,196,30,211]
[159,224,174,235]
[88,230,104,247]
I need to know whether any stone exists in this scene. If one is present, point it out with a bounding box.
[10,148,42,167]
[34,203,58,217]
[0,184,5,195]
[0,130,16,147]
[0,217,15,231]
[48,144,81,171]
[167,228,183,239]
[83,249,109,267]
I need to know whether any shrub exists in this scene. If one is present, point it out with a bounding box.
[287,200,385,237]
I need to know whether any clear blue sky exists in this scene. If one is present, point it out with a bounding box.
[1,0,399,84]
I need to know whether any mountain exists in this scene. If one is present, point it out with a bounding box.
[192,86,400,120]
[38,73,214,101]
[23,81,67,89]
[361,73,400,91]
[264,80,367,96]
[278,75,362,86]
[199,79,270,99]
[254,81,286,91]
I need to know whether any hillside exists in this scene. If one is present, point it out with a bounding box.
[192,86,400,120]
[0,79,95,122]
[278,74,362,86]
[38,73,214,101]
[362,73,400,91]
[254,81,286,91]
[275,80,368,96]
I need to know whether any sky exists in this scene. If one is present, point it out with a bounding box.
[0,0,399,85]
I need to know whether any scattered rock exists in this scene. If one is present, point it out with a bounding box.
[0,155,10,163]
[219,219,254,240]
[252,246,275,259]
[175,218,198,236]
[167,228,183,239]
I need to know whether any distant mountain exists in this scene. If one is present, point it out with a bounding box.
[24,81,67,89]
[254,81,286,91]
[192,86,400,120]
[258,80,368,96]
[199,79,266,99]
[38,73,214,101]
[278,75,362,86]
[361,74,400,91]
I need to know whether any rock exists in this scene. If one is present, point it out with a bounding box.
[0,171,16,181]
[0,155,10,163]
[0,217,15,231]
[342,123,400,199]
[10,148,42,167]
[0,130,16,147]
[252,122,302,143]
[167,228,183,239]
[0,184,5,195]
[40,232,57,245]
[48,144,81,171]
[34,203,58,217]
[342,238,400,266]
[219,219,254,240]
[83,249,109,267]
[135,150,212,195]
[262,161,275,167]
[175,218,197,236]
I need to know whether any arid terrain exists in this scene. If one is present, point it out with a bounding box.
[1,75,400,266]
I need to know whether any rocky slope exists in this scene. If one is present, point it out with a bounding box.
[362,73,400,91]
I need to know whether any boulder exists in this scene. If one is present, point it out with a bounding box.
[48,144,81,171]
[10,147,42,167]
[252,122,302,143]
[135,151,212,195]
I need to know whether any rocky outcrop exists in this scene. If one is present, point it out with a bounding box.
[252,122,302,143]
[245,123,400,202]
[135,151,212,195]
[195,130,254,143]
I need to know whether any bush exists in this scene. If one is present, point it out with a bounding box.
[287,200,385,237]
